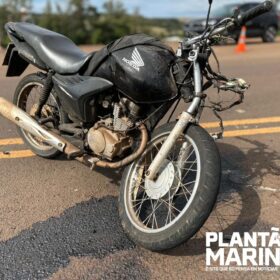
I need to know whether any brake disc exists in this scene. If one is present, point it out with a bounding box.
[145,160,181,200]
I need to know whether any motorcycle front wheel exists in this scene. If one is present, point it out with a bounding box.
[119,122,221,251]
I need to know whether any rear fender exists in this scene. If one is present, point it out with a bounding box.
[2,43,29,77]
[3,41,47,77]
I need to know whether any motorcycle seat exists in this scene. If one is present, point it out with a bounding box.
[5,22,92,74]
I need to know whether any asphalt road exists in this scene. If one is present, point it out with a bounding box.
[0,39,280,280]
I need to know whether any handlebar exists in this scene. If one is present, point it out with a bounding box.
[236,0,273,26]
[183,1,273,48]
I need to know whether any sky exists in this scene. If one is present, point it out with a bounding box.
[32,0,265,18]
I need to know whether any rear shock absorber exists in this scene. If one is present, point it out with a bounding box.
[35,70,54,119]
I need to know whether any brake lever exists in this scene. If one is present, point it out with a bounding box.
[218,78,250,93]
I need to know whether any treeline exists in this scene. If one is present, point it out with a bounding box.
[0,0,184,46]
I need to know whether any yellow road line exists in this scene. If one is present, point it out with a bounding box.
[224,126,280,138]
[0,117,280,159]
[0,138,23,146]
[0,116,279,148]
[202,116,280,129]
[0,150,34,159]
[0,127,280,160]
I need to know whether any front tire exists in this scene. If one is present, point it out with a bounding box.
[119,123,221,251]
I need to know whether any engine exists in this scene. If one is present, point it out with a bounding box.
[86,98,141,160]
[87,120,133,160]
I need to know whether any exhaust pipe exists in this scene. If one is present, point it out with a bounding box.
[0,97,80,155]
[0,97,148,169]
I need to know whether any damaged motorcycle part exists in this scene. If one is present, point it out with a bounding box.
[146,55,202,180]
[0,1,271,252]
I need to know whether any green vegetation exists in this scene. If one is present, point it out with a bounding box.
[0,0,184,46]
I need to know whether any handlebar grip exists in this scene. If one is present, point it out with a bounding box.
[236,0,273,26]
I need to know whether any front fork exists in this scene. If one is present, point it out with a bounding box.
[146,50,202,180]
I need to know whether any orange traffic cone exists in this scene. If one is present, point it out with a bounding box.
[235,26,247,53]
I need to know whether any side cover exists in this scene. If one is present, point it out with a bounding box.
[53,75,113,122]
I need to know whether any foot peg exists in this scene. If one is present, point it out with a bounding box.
[67,150,84,159]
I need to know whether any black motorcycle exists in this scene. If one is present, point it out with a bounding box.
[0,1,272,250]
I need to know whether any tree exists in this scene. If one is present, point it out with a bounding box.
[0,4,10,45]
[37,0,98,44]
[103,0,126,17]
[131,7,142,33]
[1,0,32,12]
[91,0,131,43]
[64,0,93,44]
[39,0,53,29]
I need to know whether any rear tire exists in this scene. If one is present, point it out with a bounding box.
[119,123,221,251]
[13,73,64,159]
[262,26,277,43]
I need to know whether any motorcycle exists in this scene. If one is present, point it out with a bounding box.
[0,1,272,251]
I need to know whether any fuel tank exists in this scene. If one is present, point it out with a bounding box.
[84,34,179,104]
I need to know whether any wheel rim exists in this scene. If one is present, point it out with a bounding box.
[17,82,61,151]
[124,131,201,233]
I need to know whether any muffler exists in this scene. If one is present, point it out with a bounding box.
[0,97,81,155]
[0,97,148,169]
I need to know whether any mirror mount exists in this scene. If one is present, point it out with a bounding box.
[205,0,214,30]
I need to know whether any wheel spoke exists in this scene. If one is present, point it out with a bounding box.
[135,192,149,217]
[127,131,201,232]
[182,160,197,181]
[132,197,150,207]
[142,199,163,225]
[165,188,174,225]
[160,199,181,214]
[151,200,159,229]
[180,167,197,172]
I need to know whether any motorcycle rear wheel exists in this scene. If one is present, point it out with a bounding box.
[13,73,65,158]
[119,122,221,251]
